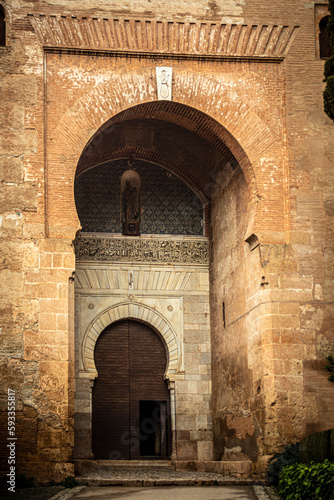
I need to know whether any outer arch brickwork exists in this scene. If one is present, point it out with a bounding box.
[48,65,285,242]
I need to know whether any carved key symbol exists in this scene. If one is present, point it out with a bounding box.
[160,70,169,99]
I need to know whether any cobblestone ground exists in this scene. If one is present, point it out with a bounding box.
[254,486,281,500]
[77,466,263,485]
[77,466,264,486]
[70,466,274,500]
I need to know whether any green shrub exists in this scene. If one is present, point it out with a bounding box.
[324,0,334,121]
[60,475,79,488]
[16,474,34,488]
[266,443,299,485]
[324,77,334,121]
[324,355,334,383]
[279,460,334,500]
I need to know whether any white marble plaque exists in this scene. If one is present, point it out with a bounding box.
[156,66,172,101]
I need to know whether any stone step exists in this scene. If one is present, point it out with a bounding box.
[76,477,266,487]
[175,460,253,477]
[74,459,175,476]
[74,460,265,485]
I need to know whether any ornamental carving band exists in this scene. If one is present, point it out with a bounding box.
[28,14,299,59]
[75,236,209,264]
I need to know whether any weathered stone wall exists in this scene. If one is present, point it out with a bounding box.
[0,1,74,482]
[248,0,334,457]
[0,0,333,483]
[210,165,262,462]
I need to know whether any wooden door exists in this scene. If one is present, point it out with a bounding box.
[92,320,130,459]
[92,319,170,459]
[129,320,170,459]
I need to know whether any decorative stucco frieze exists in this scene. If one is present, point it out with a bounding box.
[28,14,299,59]
[75,235,209,264]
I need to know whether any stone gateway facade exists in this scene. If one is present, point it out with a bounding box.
[0,0,334,483]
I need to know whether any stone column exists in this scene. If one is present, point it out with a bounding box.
[88,379,95,459]
[168,380,177,461]
[73,377,95,459]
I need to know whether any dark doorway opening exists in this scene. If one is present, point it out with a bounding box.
[139,400,168,457]
[319,16,332,59]
[0,6,5,47]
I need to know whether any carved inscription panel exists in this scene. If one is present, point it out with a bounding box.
[75,236,209,264]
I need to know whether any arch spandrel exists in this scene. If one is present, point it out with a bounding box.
[81,302,181,381]
[48,68,286,241]
[53,68,272,175]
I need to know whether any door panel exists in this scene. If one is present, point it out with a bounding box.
[129,320,170,459]
[92,319,170,459]
[92,321,130,459]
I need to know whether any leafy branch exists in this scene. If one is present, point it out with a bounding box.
[324,0,334,120]
[324,355,334,383]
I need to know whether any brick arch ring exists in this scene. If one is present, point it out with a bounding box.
[50,67,286,241]
[82,301,180,380]
[53,67,274,197]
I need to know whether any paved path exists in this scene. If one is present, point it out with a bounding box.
[71,485,258,500]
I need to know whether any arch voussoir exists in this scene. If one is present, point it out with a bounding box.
[82,302,180,380]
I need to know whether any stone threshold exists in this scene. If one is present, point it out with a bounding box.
[175,460,255,477]
[76,478,266,487]
[75,459,174,467]
[74,459,256,474]
[74,459,174,474]
[74,459,267,485]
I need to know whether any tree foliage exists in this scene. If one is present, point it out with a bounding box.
[324,355,334,383]
[324,0,334,120]
[279,460,334,500]
[266,443,300,485]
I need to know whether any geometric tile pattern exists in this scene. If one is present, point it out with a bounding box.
[74,159,203,235]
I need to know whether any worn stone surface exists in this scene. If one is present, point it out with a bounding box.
[73,462,263,483]
[0,0,333,485]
